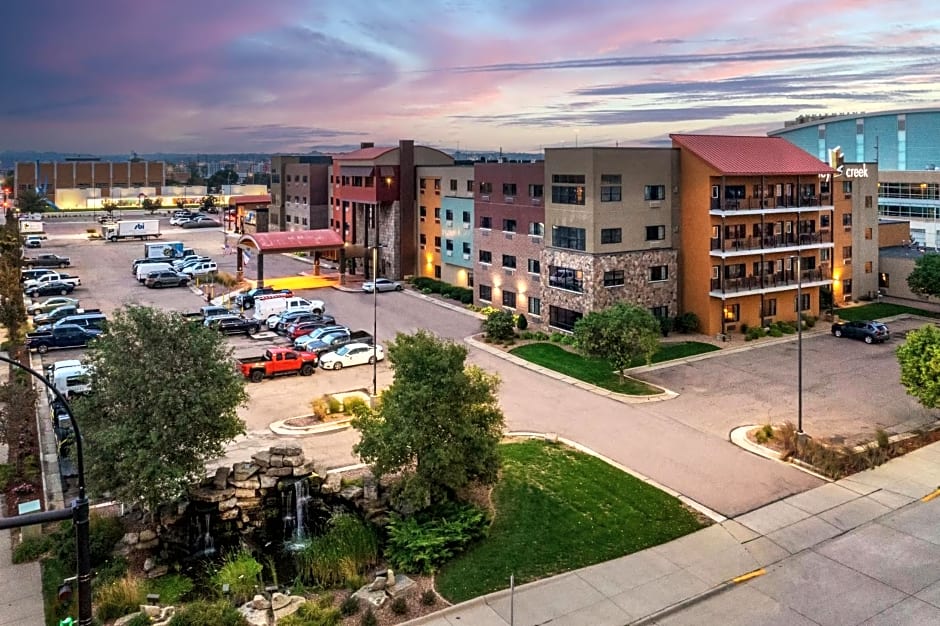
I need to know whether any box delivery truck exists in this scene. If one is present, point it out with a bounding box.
[19,220,46,239]
[101,220,161,242]
[142,241,192,259]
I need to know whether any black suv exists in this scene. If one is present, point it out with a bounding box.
[831,320,890,344]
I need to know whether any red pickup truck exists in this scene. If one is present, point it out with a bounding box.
[236,347,318,383]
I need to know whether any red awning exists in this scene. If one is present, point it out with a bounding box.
[237,230,345,253]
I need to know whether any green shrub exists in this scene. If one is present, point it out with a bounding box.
[768,327,784,337]
[390,596,409,615]
[12,534,52,563]
[343,397,369,415]
[516,314,528,331]
[460,292,473,305]
[339,594,360,617]
[385,503,489,574]
[51,515,125,571]
[125,613,152,626]
[674,312,701,333]
[745,326,766,342]
[277,598,341,626]
[360,608,377,626]
[876,429,890,449]
[212,547,263,603]
[327,395,342,414]
[740,323,749,334]
[550,332,565,342]
[560,335,575,346]
[483,310,515,341]
[658,316,674,336]
[95,575,144,623]
[168,600,250,626]
[421,589,437,606]
[534,331,549,341]
[295,514,378,587]
[802,313,816,328]
[421,288,432,294]
[94,554,129,587]
[0,463,13,490]
[145,573,194,605]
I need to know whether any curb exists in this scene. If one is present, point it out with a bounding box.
[728,425,833,482]
[629,569,766,626]
[269,416,353,436]
[400,287,486,319]
[465,335,679,404]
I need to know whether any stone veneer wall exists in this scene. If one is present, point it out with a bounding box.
[540,248,678,316]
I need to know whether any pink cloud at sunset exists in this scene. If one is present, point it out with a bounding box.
[1,0,939,154]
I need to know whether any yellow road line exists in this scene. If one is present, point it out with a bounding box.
[732,569,766,584]
[921,488,940,503]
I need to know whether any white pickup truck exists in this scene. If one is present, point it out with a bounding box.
[23,271,82,290]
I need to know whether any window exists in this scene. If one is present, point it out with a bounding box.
[462,211,471,224]
[842,213,852,227]
[551,174,586,205]
[420,179,427,189]
[842,181,853,196]
[434,207,441,222]
[479,182,493,194]
[445,209,454,221]
[434,236,441,250]
[434,179,441,191]
[646,225,666,241]
[865,195,873,208]
[450,179,458,192]
[503,219,517,233]
[434,265,442,278]
[552,225,586,250]
[479,284,492,302]
[527,258,540,274]
[601,175,622,202]
[549,306,582,331]
[528,297,541,316]
[462,242,470,255]
[763,299,777,317]
[529,222,544,236]
[419,234,426,246]
[879,273,890,289]
[865,261,873,273]
[795,294,810,312]
[820,248,831,262]
[865,227,872,240]
[645,185,666,201]
[503,183,517,196]
[445,239,454,252]
[549,266,583,291]
[502,255,516,269]
[649,265,668,282]
[480,216,492,229]
[419,206,427,219]
[529,184,544,198]
[821,214,831,228]
[600,228,622,244]
[502,290,516,308]
[467,180,474,192]
[843,245,853,260]
[479,250,492,264]
[603,270,624,287]
[723,304,740,323]
[650,306,669,319]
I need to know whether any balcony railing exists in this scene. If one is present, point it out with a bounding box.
[710,268,831,293]
[710,231,832,252]
[711,194,833,211]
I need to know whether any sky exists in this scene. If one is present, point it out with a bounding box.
[2,0,940,155]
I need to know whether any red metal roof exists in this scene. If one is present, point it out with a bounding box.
[228,195,271,205]
[670,134,833,176]
[332,146,396,160]
[238,230,345,253]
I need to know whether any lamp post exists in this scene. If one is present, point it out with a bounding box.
[790,255,804,436]
[0,355,91,625]
[372,243,378,397]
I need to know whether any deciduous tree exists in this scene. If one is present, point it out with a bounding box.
[907,253,940,298]
[573,302,661,381]
[896,324,940,409]
[15,188,46,213]
[74,306,247,512]
[0,208,26,342]
[352,331,504,509]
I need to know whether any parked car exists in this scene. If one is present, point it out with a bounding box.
[181,261,218,277]
[234,287,293,310]
[33,305,100,326]
[22,253,71,268]
[25,281,75,297]
[169,211,201,225]
[271,311,334,334]
[286,316,340,340]
[25,324,101,353]
[38,313,108,334]
[206,315,261,336]
[320,342,384,370]
[172,255,212,270]
[294,325,349,350]
[180,306,235,325]
[304,330,373,358]
[362,278,403,293]
[831,320,890,344]
[21,268,57,283]
[27,296,79,316]
[24,235,43,249]
[236,347,318,382]
[181,217,221,229]
[145,270,191,288]
[23,272,81,291]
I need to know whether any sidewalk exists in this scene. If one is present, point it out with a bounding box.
[407,441,940,625]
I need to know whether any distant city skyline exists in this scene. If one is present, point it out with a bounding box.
[3,0,939,154]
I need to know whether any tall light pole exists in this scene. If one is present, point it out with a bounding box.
[372,242,378,397]
[0,355,92,625]
[791,254,804,436]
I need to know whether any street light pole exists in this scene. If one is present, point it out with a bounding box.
[0,354,92,625]
[794,255,804,435]
[372,243,378,397]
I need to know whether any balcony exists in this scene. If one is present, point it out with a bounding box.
[710,268,831,297]
[710,231,833,255]
[710,194,833,216]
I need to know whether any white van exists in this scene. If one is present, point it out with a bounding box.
[252,295,326,321]
[136,262,173,282]
[50,362,92,398]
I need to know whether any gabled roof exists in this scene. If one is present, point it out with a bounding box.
[238,230,345,253]
[671,134,833,176]
[332,146,397,160]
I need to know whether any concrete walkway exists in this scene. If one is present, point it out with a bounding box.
[407,440,940,625]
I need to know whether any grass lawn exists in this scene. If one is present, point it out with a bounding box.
[836,302,940,321]
[435,440,708,603]
[508,341,718,395]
